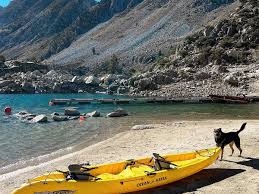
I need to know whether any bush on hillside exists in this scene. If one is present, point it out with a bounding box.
[0,55,6,63]
[195,36,216,48]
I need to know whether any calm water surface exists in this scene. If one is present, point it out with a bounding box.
[0,94,258,174]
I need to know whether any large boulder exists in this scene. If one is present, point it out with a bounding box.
[135,78,157,91]
[107,108,128,117]
[21,81,35,93]
[108,83,120,94]
[84,76,100,86]
[52,115,69,122]
[64,108,80,116]
[224,72,241,87]
[28,70,42,80]
[46,70,57,77]
[100,74,124,85]
[31,114,48,123]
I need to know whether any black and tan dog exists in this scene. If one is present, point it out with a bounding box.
[214,123,247,160]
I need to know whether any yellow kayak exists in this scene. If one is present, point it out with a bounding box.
[12,147,221,194]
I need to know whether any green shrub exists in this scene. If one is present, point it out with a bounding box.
[210,48,225,62]
[195,48,211,67]
[195,36,216,48]
[157,57,170,67]
[185,36,197,44]
[0,55,6,63]
[220,36,234,48]
[178,50,188,58]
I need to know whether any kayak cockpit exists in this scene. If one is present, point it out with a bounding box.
[28,149,215,183]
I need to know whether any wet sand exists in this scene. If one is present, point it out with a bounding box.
[0,120,258,194]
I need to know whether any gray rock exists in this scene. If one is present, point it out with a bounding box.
[108,83,120,93]
[30,70,42,79]
[46,70,57,77]
[15,111,37,120]
[131,125,155,130]
[107,108,128,117]
[117,86,130,94]
[71,76,77,83]
[84,75,100,86]
[64,108,80,116]
[52,115,69,122]
[67,116,80,120]
[31,114,48,123]
[224,74,239,87]
[211,65,229,74]
[86,111,101,117]
[71,76,84,83]
[51,112,60,117]
[15,111,30,117]
[101,74,118,85]
[53,82,80,93]
[21,81,35,93]
[119,79,128,86]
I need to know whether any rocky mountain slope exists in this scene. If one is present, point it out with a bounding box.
[1,0,238,66]
[47,0,239,72]
[125,0,259,97]
[0,0,143,61]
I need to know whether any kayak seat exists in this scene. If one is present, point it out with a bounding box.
[153,153,177,171]
[67,164,95,181]
[97,165,154,180]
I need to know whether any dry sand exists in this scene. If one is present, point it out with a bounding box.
[0,120,258,194]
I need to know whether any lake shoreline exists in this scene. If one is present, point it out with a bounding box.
[1,119,258,194]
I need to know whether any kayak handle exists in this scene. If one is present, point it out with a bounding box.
[145,171,156,176]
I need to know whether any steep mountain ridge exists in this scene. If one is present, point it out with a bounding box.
[0,0,51,26]
[0,0,143,60]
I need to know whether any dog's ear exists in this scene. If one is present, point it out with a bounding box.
[214,128,221,132]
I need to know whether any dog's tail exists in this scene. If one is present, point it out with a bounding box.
[237,122,247,134]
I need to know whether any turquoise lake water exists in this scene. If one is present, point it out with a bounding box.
[0,94,258,174]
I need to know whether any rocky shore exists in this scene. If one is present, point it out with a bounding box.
[0,60,125,94]
[1,59,259,98]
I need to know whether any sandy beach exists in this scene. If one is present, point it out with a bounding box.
[0,120,258,194]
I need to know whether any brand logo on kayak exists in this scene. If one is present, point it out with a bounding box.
[35,191,75,194]
[137,176,167,187]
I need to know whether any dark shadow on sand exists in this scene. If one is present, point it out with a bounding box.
[130,168,245,194]
[224,157,259,170]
